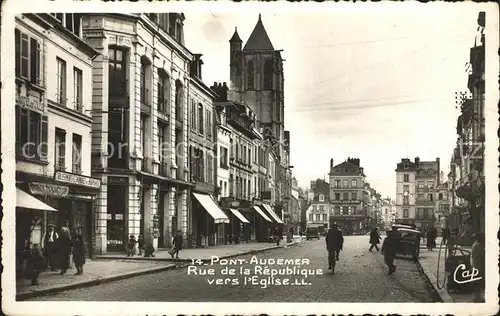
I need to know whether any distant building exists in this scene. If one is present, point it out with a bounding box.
[395,157,440,230]
[329,157,367,235]
[305,202,329,234]
[309,178,330,202]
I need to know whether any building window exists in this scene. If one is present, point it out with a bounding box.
[438,193,443,200]
[341,206,348,215]
[158,69,170,114]
[175,80,183,121]
[334,207,340,216]
[334,193,340,200]
[263,59,273,90]
[313,205,317,211]
[190,99,196,130]
[418,181,424,188]
[207,153,213,183]
[15,107,48,160]
[72,133,82,173]
[198,103,204,134]
[243,179,246,199]
[140,57,151,105]
[351,192,357,200]
[248,179,251,198]
[428,193,433,202]
[334,180,341,188]
[158,13,168,32]
[319,194,325,202]
[403,185,409,192]
[427,181,433,188]
[246,61,254,89]
[229,174,233,197]
[319,205,324,211]
[315,214,321,221]
[108,46,127,98]
[158,123,166,161]
[56,58,67,106]
[72,67,83,112]
[15,29,42,85]
[418,193,424,200]
[322,214,327,222]
[403,196,409,205]
[55,128,66,170]
[351,180,357,187]
[403,174,409,182]
[247,148,251,165]
[403,209,409,218]
[220,146,228,168]
[140,116,147,156]
[206,109,212,138]
[309,214,313,221]
[342,179,349,187]
[342,192,349,200]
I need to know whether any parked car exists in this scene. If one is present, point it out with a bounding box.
[394,228,422,261]
[306,227,320,240]
[392,224,416,230]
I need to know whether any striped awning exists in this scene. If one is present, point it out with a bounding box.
[262,204,284,224]
[252,206,272,222]
[229,209,250,224]
[193,193,230,224]
[16,188,57,212]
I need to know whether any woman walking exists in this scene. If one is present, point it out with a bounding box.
[71,228,86,275]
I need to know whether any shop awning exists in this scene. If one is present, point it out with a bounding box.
[252,206,273,222]
[229,208,250,224]
[192,193,230,224]
[262,204,284,224]
[16,188,57,212]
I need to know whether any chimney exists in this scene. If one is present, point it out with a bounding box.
[330,158,334,170]
[436,157,441,184]
[415,157,420,168]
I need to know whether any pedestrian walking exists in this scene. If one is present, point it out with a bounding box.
[471,233,485,302]
[170,230,183,259]
[41,224,58,271]
[369,227,381,252]
[137,235,145,256]
[325,224,344,272]
[127,235,137,257]
[56,220,72,275]
[274,227,281,246]
[381,227,398,275]
[426,226,437,250]
[71,228,86,275]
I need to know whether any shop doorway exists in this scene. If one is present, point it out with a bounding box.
[106,185,127,252]
[158,192,165,248]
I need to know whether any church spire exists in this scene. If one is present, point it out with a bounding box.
[229,27,242,43]
[243,14,275,51]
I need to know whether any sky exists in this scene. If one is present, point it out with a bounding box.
[183,4,482,199]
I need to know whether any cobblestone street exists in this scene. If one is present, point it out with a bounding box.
[31,236,438,302]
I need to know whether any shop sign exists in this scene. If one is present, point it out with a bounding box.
[68,194,94,200]
[16,94,45,113]
[331,200,361,204]
[29,182,69,197]
[54,171,101,189]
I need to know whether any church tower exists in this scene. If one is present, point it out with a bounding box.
[229,14,285,158]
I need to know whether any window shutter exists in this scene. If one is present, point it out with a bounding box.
[15,29,20,77]
[30,38,37,84]
[40,115,48,160]
[15,106,21,153]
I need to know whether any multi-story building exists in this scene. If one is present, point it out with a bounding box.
[212,83,281,242]
[380,198,396,230]
[435,181,450,231]
[83,13,193,253]
[188,54,227,247]
[227,15,292,229]
[310,178,330,202]
[305,202,329,234]
[329,157,367,235]
[449,11,485,239]
[395,157,440,230]
[289,177,301,231]
[14,13,101,258]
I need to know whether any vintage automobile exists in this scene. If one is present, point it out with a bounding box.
[392,224,417,230]
[394,228,422,261]
[306,226,320,240]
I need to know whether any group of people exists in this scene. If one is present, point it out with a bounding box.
[24,221,86,285]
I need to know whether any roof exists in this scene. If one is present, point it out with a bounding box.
[230,27,242,43]
[243,14,275,51]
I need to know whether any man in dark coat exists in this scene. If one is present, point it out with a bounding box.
[381,227,398,275]
[42,224,59,271]
[57,220,72,275]
[441,227,450,245]
[325,224,344,271]
[171,230,183,259]
[369,227,381,252]
[71,228,86,275]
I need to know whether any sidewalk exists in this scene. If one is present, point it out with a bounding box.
[17,259,176,301]
[96,240,299,262]
[18,240,298,300]
[417,246,485,303]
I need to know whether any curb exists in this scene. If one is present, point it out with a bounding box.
[16,263,178,301]
[17,242,298,300]
[415,259,454,303]
[95,242,299,263]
